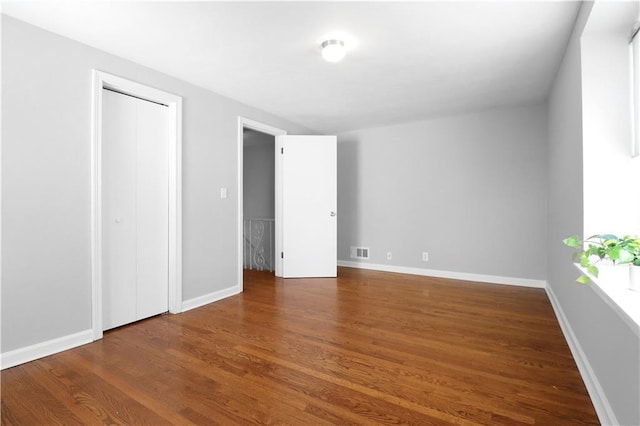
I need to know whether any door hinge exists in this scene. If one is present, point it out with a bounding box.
[281,147,284,154]
[281,252,284,259]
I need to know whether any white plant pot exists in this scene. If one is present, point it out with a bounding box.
[630,265,640,292]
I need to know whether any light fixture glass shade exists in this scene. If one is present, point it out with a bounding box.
[321,39,346,63]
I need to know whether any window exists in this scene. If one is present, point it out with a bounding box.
[631,23,640,157]
[580,4,640,332]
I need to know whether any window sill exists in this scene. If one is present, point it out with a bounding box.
[575,264,640,337]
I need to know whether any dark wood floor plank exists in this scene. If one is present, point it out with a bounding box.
[236,343,497,425]
[60,351,197,425]
[1,365,86,425]
[22,359,114,425]
[1,267,599,425]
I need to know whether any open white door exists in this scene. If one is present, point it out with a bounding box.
[276,135,337,278]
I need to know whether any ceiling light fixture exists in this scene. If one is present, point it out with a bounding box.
[321,39,346,63]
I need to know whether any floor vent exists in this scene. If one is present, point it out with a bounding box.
[350,246,370,259]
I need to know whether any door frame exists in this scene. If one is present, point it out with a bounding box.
[237,117,286,289]
[91,70,183,340]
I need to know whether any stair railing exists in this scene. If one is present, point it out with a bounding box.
[243,218,275,272]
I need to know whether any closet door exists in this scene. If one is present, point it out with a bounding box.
[135,97,169,320]
[102,89,169,331]
[102,90,137,329]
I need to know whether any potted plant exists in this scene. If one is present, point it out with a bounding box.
[563,234,640,290]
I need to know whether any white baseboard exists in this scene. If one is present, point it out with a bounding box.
[1,329,93,370]
[181,285,242,312]
[0,285,242,370]
[337,260,546,288]
[545,285,618,426]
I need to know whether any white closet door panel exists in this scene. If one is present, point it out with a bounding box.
[135,100,169,320]
[102,90,137,330]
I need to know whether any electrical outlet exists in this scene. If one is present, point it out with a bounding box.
[422,252,429,261]
[386,252,392,260]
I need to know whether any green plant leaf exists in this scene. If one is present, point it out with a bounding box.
[627,238,640,249]
[580,254,591,267]
[576,275,591,284]
[563,235,581,248]
[586,265,599,277]
[609,245,622,261]
[608,246,633,264]
[585,245,600,257]
[617,248,634,264]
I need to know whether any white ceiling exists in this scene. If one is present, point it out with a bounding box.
[2,1,581,134]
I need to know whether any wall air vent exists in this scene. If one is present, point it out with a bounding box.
[350,246,370,259]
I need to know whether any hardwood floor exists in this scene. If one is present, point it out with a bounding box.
[1,267,599,425]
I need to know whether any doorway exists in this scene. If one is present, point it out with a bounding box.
[91,70,182,340]
[237,118,286,291]
[237,119,338,285]
[243,129,276,273]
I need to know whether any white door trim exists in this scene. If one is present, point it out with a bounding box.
[237,117,286,290]
[91,70,183,340]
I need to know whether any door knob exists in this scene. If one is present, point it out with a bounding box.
[115,217,121,223]
[330,211,336,217]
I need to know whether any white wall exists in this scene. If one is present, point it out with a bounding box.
[243,130,275,220]
[547,2,640,425]
[1,15,311,353]
[337,104,548,280]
